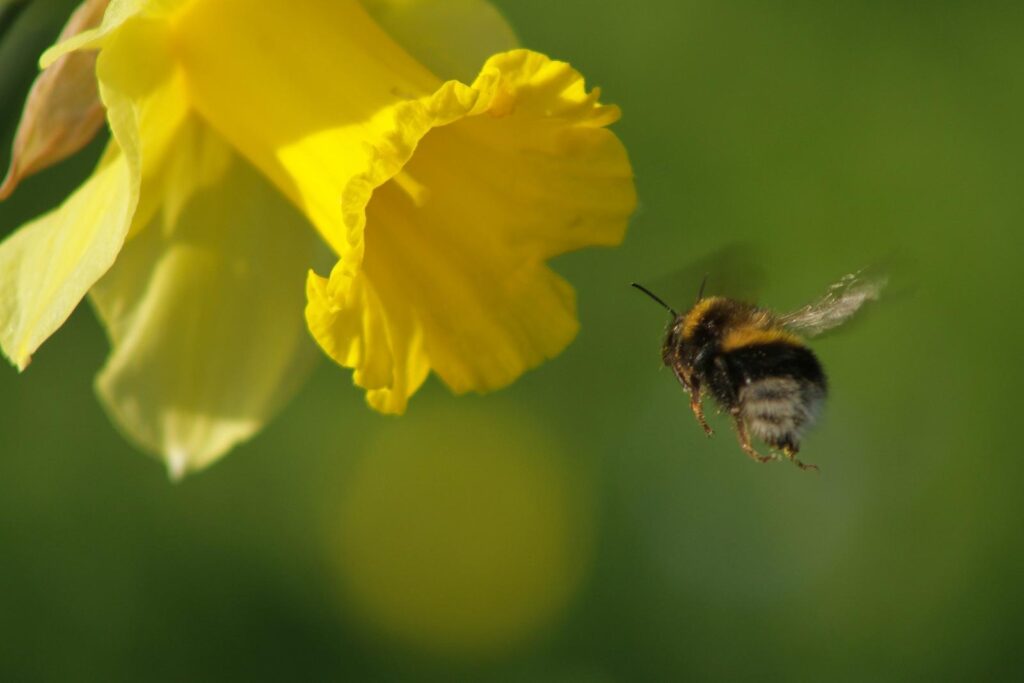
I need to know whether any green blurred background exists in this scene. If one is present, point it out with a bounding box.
[2,1,1022,680]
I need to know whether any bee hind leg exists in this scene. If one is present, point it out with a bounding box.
[781,443,819,473]
[731,413,776,464]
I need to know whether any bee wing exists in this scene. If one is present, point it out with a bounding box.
[778,271,887,338]
[640,243,767,308]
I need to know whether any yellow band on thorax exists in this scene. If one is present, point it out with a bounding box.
[682,297,724,339]
[721,325,802,352]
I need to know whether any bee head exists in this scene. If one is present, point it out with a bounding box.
[661,321,683,365]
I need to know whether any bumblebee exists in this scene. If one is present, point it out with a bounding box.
[633,272,885,471]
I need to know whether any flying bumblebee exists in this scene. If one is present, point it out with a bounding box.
[632,271,886,471]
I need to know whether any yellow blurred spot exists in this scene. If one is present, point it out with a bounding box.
[331,403,592,658]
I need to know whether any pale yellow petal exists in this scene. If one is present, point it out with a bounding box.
[0,9,189,369]
[362,0,518,82]
[307,50,636,409]
[93,123,319,477]
[0,144,132,369]
[40,0,185,67]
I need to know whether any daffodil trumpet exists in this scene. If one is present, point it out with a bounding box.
[0,0,636,476]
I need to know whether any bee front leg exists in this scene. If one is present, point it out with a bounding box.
[671,363,713,436]
[731,412,776,464]
[690,394,713,437]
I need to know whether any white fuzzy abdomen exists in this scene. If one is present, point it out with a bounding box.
[738,376,825,448]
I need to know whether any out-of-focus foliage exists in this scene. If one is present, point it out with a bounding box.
[1,1,1022,680]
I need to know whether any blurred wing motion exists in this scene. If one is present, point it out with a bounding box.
[643,243,767,308]
[778,271,887,338]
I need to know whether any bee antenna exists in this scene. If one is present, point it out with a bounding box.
[630,282,678,317]
[696,274,709,303]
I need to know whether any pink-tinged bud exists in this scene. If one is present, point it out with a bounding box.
[0,0,109,200]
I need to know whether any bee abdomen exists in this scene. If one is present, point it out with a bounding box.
[714,340,828,451]
[739,376,825,450]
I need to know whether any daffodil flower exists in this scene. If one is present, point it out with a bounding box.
[0,0,636,476]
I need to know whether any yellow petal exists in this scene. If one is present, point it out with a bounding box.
[0,0,108,200]
[362,0,518,82]
[0,144,133,370]
[171,0,444,258]
[39,0,184,67]
[306,267,429,414]
[92,122,319,478]
[0,7,188,369]
[308,50,636,411]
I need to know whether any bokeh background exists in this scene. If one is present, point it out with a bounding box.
[2,1,1023,680]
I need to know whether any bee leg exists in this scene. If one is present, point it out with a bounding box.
[689,394,713,437]
[782,444,819,473]
[731,413,776,464]
[671,363,713,436]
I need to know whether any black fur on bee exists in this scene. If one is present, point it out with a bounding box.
[634,267,884,471]
[662,296,826,470]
